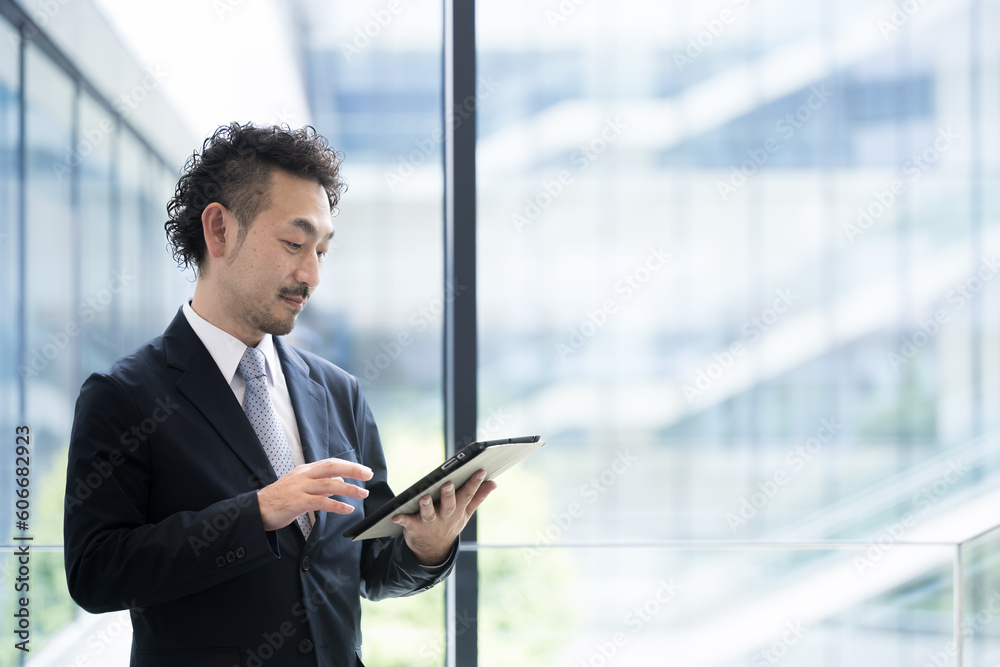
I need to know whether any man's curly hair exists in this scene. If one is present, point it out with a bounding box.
[165,122,345,274]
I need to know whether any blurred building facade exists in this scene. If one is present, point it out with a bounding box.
[2,0,1000,665]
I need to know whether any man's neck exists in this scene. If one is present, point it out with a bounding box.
[190,281,263,348]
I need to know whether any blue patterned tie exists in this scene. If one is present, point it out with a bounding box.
[237,346,311,540]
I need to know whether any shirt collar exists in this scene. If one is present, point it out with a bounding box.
[182,299,281,387]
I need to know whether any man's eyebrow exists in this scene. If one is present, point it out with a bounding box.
[291,218,335,242]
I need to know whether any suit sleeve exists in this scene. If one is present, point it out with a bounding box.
[348,379,459,601]
[63,372,280,613]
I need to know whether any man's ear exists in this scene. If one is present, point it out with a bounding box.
[202,202,232,261]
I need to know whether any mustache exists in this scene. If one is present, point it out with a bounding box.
[279,284,311,300]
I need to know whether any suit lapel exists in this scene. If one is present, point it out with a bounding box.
[275,336,330,542]
[275,338,328,465]
[163,309,278,487]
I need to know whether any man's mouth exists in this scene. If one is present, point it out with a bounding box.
[281,295,305,310]
[279,287,309,310]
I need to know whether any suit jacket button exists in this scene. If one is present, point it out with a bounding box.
[298,639,314,654]
[235,547,246,559]
[215,556,226,567]
[301,556,311,571]
[226,550,236,563]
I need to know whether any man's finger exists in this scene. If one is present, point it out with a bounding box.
[307,458,373,481]
[305,478,369,499]
[464,480,497,517]
[455,470,487,506]
[418,495,437,523]
[319,497,358,515]
[439,482,457,519]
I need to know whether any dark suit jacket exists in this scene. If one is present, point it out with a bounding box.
[63,309,454,667]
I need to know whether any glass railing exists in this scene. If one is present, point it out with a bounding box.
[959,524,1000,666]
[7,530,997,667]
[468,430,1000,666]
[472,529,999,667]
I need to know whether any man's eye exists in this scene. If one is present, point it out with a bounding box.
[286,242,302,251]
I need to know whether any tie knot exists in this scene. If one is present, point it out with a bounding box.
[237,346,267,382]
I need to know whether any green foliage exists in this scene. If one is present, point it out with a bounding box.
[361,589,445,667]
[477,466,578,666]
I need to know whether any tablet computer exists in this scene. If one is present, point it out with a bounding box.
[344,435,544,541]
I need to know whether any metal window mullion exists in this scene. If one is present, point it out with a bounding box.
[443,0,478,666]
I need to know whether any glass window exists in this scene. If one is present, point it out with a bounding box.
[151,159,190,322]
[21,38,79,651]
[475,0,1000,662]
[78,92,115,374]
[23,40,75,528]
[114,129,177,351]
[0,17,21,515]
[7,1,1000,664]
[301,2,446,663]
[0,5,198,662]
[0,19,22,666]
[117,130,146,353]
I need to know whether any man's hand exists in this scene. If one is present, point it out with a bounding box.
[257,458,373,531]
[392,470,497,566]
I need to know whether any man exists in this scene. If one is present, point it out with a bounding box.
[63,122,494,667]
